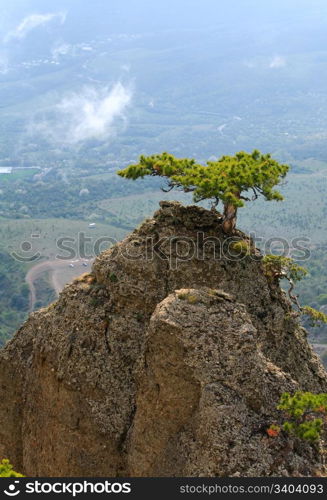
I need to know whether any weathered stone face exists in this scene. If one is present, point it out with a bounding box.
[0,202,326,477]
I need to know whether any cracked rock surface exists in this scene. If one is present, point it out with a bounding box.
[0,201,326,476]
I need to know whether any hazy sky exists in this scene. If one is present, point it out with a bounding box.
[1,0,327,39]
[1,0,327,154]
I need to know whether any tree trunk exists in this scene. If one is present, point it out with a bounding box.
[222,203,237,233]
[222,191,241,233]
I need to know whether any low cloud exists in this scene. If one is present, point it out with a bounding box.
[31,82,132,145]
[269,55,286,68]
[5,12,66,42]
[51,42,73,60]
[243,55,287,70]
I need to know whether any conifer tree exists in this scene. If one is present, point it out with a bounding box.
[118,150,289,233]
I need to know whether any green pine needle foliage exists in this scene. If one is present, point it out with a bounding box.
[277,392,327,442]
[0,459,24,477]
[302,306,327,326]
[118,150,289,210]
[262,255,307,282]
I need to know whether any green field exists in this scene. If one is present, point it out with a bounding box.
[0,218,127,264]
[0,168,40,182]
[0,216,127,346]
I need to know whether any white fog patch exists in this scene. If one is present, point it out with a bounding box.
[269,55,286,68]
[5,12,66,42]
[31,83,132,145]
[59,83,132,143]
[243,56,287,70]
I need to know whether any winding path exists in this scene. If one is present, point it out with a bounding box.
[25,259,92,311]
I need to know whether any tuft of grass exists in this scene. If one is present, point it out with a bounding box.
[230,240,252,256]
[178,292,198,304]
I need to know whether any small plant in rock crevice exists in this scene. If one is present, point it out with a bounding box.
[267,392,327,443]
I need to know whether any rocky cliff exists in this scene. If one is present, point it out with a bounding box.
[0,201,326,477]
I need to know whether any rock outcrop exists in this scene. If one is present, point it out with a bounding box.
[0,201,326,477]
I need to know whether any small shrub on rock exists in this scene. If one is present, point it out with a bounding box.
[0,459,24,477]
[277,392,327,442]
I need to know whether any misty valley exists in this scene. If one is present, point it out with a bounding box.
[0,0,327,365]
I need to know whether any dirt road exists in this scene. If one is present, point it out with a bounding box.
[25,259,92,311]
